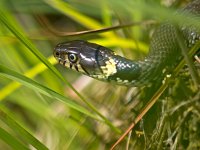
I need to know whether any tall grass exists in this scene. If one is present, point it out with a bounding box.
[0,0,199,149]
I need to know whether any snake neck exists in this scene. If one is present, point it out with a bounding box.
[106,55,141,85]
[111,20,200,86]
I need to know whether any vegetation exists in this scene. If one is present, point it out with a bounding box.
[0,0,199,149]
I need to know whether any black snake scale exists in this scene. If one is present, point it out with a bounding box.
[54,0,200,86]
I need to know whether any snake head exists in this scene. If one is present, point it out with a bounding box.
[54,40,116,79]
[54,40,83,72]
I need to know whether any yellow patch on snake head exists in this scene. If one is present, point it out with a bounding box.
[100,57,117,77]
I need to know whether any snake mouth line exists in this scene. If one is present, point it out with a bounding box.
[63,60,66,66]
[58,58,79,72]
[58,59,67,66]
[69,62,79,72]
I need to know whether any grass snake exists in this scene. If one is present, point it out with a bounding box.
[54,0,200,86]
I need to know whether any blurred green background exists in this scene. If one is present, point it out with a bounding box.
[0,0,199,149]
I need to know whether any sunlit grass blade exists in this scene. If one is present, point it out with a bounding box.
[0,7,65,82]
[0,64,99,120]
[0,56,56,101]
[0,126,29,150]
[0,108,48,150]
[43,0,148,53]
[43,0,114,38]
[90,38,148,53]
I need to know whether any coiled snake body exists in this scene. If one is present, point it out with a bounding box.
[54,0,200,86]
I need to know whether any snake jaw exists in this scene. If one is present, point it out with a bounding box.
[58,59,61,64]
[69,62,73,69]
[74,64,79,72]
[63,60,66,66]
[68,62,79,72]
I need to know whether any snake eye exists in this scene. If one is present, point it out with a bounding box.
[68,53,78,63]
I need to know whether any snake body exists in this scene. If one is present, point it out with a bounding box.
[54,0,200,86]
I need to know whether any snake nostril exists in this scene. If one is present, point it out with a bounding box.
[55,52,60,57]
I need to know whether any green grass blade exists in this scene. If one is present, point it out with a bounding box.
[0,7,65,82]
[0,56,57,101]
[43,0,114,38]
[0,108,48,150]
[0,127,30,150]
[0,64,99,120]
